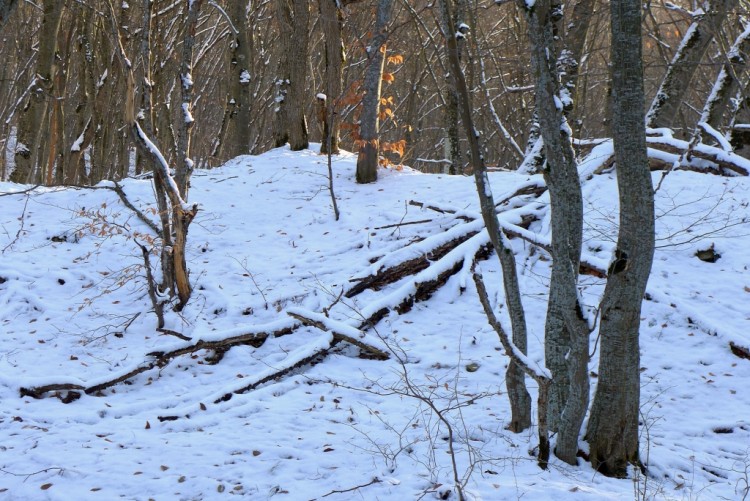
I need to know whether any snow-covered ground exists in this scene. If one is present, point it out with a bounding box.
[0,146,748,500]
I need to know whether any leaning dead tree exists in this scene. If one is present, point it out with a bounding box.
[105,0,199,312]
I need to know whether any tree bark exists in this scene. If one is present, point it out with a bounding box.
[175,0,203,197]
[356,0,393,184]
[519,0,590,465]
[10,0,65,183]
[273,0,309,150]
[226,0,253,158]
[318,0,344,155]
[586,0,655,477]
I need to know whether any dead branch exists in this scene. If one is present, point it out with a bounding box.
[110,182,161,236]
[373,218,433,230]
[646,136,749,176]
[20,322,295,400]
[346,227,482,298]
[472,270,551,469]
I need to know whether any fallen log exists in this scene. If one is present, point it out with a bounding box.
[730,341,750,361]
[287,308,390,360]
[20,321,298,400]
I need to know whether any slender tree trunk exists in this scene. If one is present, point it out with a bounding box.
[519,0,590,464]
[273,0,292,148]
[440,0,532,431]
[175,0,202,197]
[586,0,655,477]
[356,0,393,184]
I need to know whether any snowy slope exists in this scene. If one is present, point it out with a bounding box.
[0,146,748,500]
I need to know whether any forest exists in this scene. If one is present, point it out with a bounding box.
[1,0,750,500]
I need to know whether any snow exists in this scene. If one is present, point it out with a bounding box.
[0,145,749,500]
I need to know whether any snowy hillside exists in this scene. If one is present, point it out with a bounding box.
[0,146,749,500]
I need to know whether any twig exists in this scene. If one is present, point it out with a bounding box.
[0,466,64,480]
[374,218,433,230]
[320,477,382,498]
[2,192,31,254]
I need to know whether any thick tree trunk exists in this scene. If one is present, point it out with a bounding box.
[356,0,393,184]
[440,0,532,432]
[520,0,590,465]
[646,0,736,130]
[586,0,655,478]
[287,0,309,151]
[226,0,253,158]
[273,0,309,150]
[10,0,64,183]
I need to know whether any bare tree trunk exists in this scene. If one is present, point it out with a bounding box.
[318,0,344,155]
[519,0,590,465]
[586,0,655,477]
[646,0,737,130]
[226,0,253,158]
[440,0,532,432]
[356,0,393,184]
[11,0,65,183]
[273,0,292,148]
[175,0,203,197]
[273,0,309,151]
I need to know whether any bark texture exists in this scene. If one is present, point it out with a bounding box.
[319,0,344,155]
[520,0,590,465]
[227,0,253,158]
[586,0,655,477]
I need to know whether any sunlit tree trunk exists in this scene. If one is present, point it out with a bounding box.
[440,0,532,435]
[356,0,393,184]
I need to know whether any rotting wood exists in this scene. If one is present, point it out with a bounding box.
[19,325,294,400]
[730,341,750,361]
[347,229,481,297]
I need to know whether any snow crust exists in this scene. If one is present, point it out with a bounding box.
[0,145,748,500]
